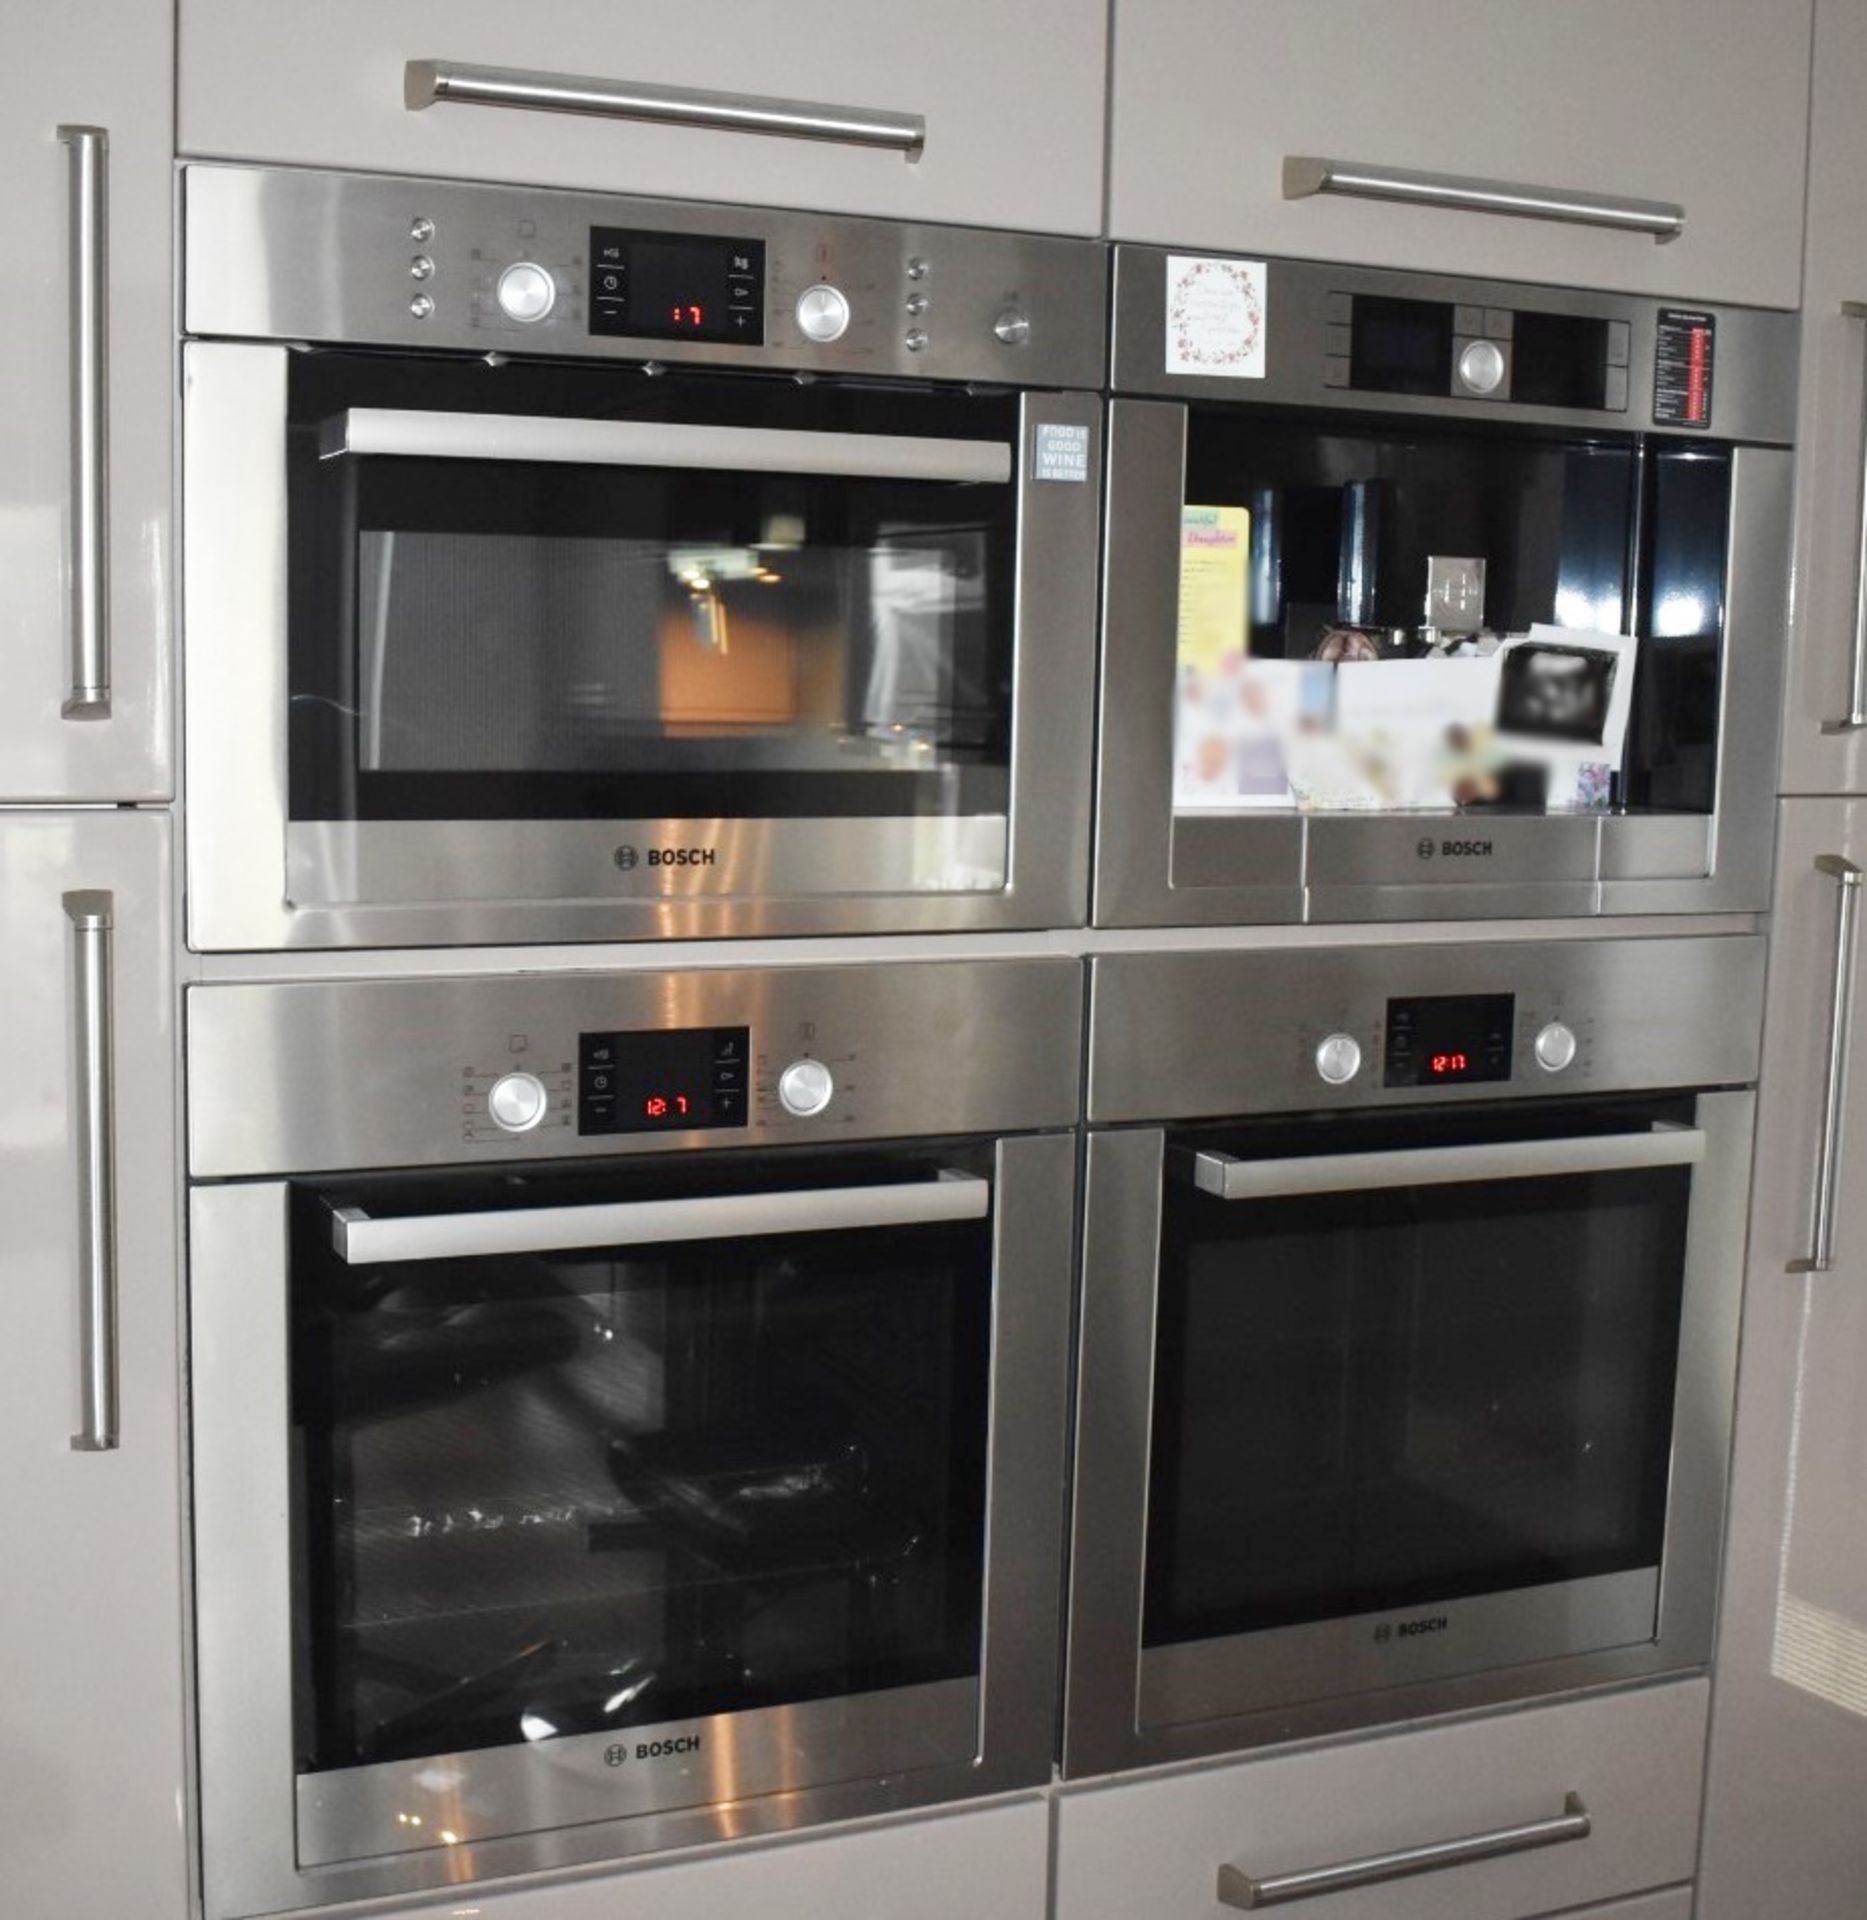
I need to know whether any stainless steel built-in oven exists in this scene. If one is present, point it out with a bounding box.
[1064,936,1760,1775]
[186,959,1079,1915]
[1095,249,1798,925]
[181,164,1104,949]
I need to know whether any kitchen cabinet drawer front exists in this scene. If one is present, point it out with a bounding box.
[1779,2,1867,792]
[1108,0,1810,308]
[365,1796,1049,1920]
[178,0,1108,236]
[0,810,186,1920]
[1055,1682,1707,1920]
[3,1,173,799]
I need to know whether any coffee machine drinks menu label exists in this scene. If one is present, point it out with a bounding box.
[1177,507,1250,671]
[1165,256,1268,378]
[1653,308,1715,429]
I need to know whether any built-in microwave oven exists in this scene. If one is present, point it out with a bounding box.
[1094,249,1798,926]
[180,165,1104,949]
[187,958,1080,1915]
[1065,935,1760,1775]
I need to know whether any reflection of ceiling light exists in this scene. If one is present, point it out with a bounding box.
[755,569,782,584]
[519,1712,557,1742]
[688,575,712,593]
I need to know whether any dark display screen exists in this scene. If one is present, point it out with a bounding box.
[1512,311,1610,411]
[589,228,765,344]
[579,1026,750,1134]
[1350,295,1453,397]
[1384,994,1515,1088]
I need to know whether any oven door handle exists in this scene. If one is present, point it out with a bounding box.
[1188,1122,1705,1201]
[328,1169,990,1264]
[322,409,1013,486]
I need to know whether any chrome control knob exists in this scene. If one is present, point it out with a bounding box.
[778,1058,835,1118]
[1534,1021,1579,1073]
[795,283,851,343]
[993,307,1032,346]
[1315,1033,1363,1086]
[496,261,556,323]
[488,1071,548,1132]
[1457,338,1506,395]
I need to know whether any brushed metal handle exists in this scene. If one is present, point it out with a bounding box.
[331,1170,989,1264]
[324,409,1010,485]
[59,125,110,718]
[1283,156,1684,241]
[64,891,118,1451]
[1823,303,1867,735]
[1189,1122,1704,1202]
[1218,1792,1592,1909]
[405,60,924,160]
[1791,853,1864,1272]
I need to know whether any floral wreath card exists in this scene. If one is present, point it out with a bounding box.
[1165,254,1268,379]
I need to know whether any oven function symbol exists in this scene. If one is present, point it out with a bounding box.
[488,1071,549,1133]
[1315,1032,1363,1086]
[496,260,557,323]
[795,283,851,343]
[778,1058,835,1118]
[1533,1021,1579,1073]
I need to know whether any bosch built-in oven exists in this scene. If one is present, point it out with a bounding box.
[1064,936,1760,1776]
[1094,249,1797,925]
[181,164,1103,949]
[186,959,1079,1915]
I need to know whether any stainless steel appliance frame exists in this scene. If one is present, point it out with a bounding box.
[1092,246,1798,928]
[180,164,1105,951]
[1063,935,1760,1777]
[189,958,1082,1917]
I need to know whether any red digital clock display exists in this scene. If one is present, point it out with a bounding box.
[669,304,705,329]
[1429,1052,1470,1077]
[643,1092,693,1120]
[578,1026,749,1135]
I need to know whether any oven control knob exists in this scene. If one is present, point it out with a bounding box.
[778,1058,835,1118]
[1534,1021,1579,1073]
[496,261,556,323]
[1457,338,1506,395]
[993,307,1032,346]
[795,283,851,344]
[488,1071,548,1133]
[1315,1033,1363,1086]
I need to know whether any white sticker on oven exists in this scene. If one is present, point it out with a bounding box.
[1033,421,1091,482]
[1165,255,1268,379]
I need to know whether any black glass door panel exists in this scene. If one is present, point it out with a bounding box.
[1144,1100,1693,1649]
[289,1148,992,1773]
[288,353,1018,823]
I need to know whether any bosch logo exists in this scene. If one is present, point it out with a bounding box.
[1415,838,1436,860]
[1373,1623,1393,1644]
[613,845,639,872]
[1440,839,1494,858]
[636,1735,703,1759]
[648,848,717,867]
[603,1744,629,1767]
[1375,1614,1449,1644]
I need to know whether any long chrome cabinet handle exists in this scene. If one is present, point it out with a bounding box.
[1217,1792,1592,1909]
[332,1171,989,1265]
[64,891,118,1451]
[405,60,925,161]
[324,409,1011,486]
[1824,303,1867,734]
[1791,853,1864,1271]
[59,125,110,719]
[1191,1123,1703,1202]
[1283,156,1684,242]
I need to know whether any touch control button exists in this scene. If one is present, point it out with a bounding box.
[1315,1033,1363,1086]
[795,283,851,343]
[1457,338,1506,395]
[488,1071,548,1132]
[496,261,556,323]
[1534,1022,1579,1073]
[778,1058,835,1118]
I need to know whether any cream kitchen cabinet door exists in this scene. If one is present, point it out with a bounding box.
[0,810,187,1919]
[2,0,173,799]
[1108,0,1812,308]
[1699,799,1867,1917]
[178,0,1109,236]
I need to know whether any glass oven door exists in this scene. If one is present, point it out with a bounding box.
[191,1136,1074,1915]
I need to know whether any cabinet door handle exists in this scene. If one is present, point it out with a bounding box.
[1283,156,1684,242]
[1791,853,1864,1273]
[64,891,118,1451]
[58,125,110,719]
[405,61,925,160]
[1217,1792,1592,1909]
[1823,302,1867,735]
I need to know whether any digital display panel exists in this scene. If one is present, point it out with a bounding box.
[589,227,766,345]
[1511,311,1610,411]
[579,1026,750,1134]
[1350,294,1454,397]
[1384,994,1515,1089]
